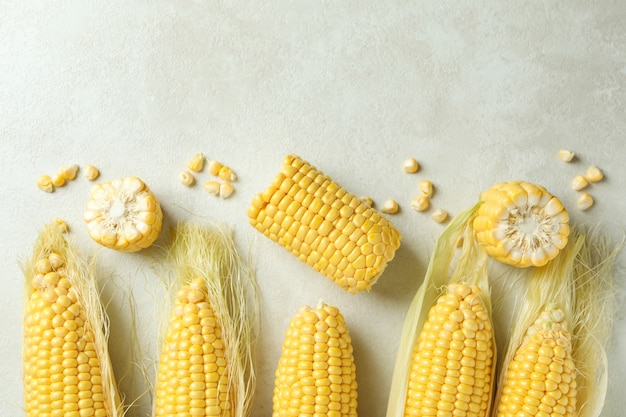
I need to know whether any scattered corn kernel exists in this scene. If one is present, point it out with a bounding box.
[207,160,223,176]
[204,181,221,196]
[571,175,588,191]
[55,218,69,233]
[83,165,100,181]
[360,196,374,207]
[411,195,430,212]
[558,149,575,162]
[51,172,66,187]
[403,157,420,173]
[419,179,433,197]
[37,175,55,193]
[186,152,204,172]
[219,182,234,199]
[431,208,448,223]
[577,192,594,210]
[179,170,195,186]
[585,165,604,182]
[61,164,79,180]
[381,199,399,214]
[218,165,237,182]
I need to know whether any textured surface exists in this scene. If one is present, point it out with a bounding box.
[1,2,625,416]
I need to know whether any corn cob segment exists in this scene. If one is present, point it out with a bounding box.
[496,306,576,417]
[473,181,569,268]
[273,302,358,417]
[248,154,401,293]
[84,176,163,252]
[404,283,495,417]
[23,221,122,417]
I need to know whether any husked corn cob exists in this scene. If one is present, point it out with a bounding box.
[404,283,494,417]
[495,306,576,417]
[248,155,401,293]
[84,176,163,252]
[23,222,122,417]
[273,302,357,417]
[473,181,569,267]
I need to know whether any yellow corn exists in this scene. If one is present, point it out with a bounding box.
[473,181,569,267]
[154,278,231,417]
[495,306,576,417]
[404,283,495,417]
[23,222,122,417]
[272,302,358,417]
[84,176,163,252]
[248,154,401,293]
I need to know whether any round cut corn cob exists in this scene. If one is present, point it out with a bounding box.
[495,306,576,417]
[84,176,163,252]
[473,181,569,268]
[404,283,494,417]
[273,302,358,417]
[248,155,401,293]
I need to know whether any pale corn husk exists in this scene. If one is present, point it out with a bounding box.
[156,221,259,417]
[386,202,497,417]
[22,221,124,417]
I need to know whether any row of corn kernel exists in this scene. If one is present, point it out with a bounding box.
[559,149,604,210]
[37,164,99,193]
[179,152,237,199]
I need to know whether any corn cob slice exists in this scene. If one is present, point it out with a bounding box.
[248,154,401,294]
[84,176,163,252]
[473,181,569,267]
[496,306,576,417]
[273,302,358,417]
[154,222,257,417]
[22,221,122,417]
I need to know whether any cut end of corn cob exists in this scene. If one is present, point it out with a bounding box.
[473,181,569,268]
[496,306,576,417]
[404,283,495,417]
[84,176,163,252]
[248,154,401,294]
[273,302,358,417]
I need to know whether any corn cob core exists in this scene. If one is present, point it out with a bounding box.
[473,181,569,267]
[248,155,401,293]
[23,251,112,417]
[273,303,358,417]
[496,307,576,417]
[154,278,232,417]
[84,177,163,252]
[404,283,494,417]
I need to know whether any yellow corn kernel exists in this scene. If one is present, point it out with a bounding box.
[495,307,576,417]
[207,160,223,176]
[405,284,494,417]
[360,196,374,207]
[218,166,237,182]
[411,195,430,212]
[473,181,569,268]
[248,155,401,293]
[187,152,204,172]
[381,199,399,214]
[585,165,603,182]
[51,173,66,187]
[577,192,593,211]
[571,175,588,191]
[219,182,235,199]
[61,164,79,180]
[83,177,163,252]
[179,170,195,186]
[403,158,420,173]
[37,175,55,193]
[83,165,100,181]
[204,180,221,196]
[558,149,575,162]
[273,303,357,417]
[431,208,448,223]
[54,218,69,234]
[419,179,433,197]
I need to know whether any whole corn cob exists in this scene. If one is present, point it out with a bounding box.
[22,221,122,417]
[248,154,401,294]
[273,302,358,417]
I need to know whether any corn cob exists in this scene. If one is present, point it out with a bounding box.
[473,181,569,267]
[248,154,401,294]
[153,222,257,417]
[84,176,163,252]
[273,302,358,417]
[22,221,122,417]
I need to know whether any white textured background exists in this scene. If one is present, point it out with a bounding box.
[1,2,625,416]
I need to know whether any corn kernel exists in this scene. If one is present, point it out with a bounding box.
[558,149,575,162]
[419,179,433,197]
[186,153,204,172]
[411,195,430,212]
[585,165,603,182]
[218,166,237,182]
[52,173,66,187]
[83,165,99,181]
[219,182,235,199]
[204,181,220,196]
[431,209,448,223]
[577,192,593,210]
[403,157,420,173]
[179,170,195,186]
[381,199,399,214]
[571,175,588,191]
[207,160,223,176]
[61,164,79,180]
[37,175,55,193]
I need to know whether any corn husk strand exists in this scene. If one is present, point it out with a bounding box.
[22,221,124,417]
[154,221,259,417]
